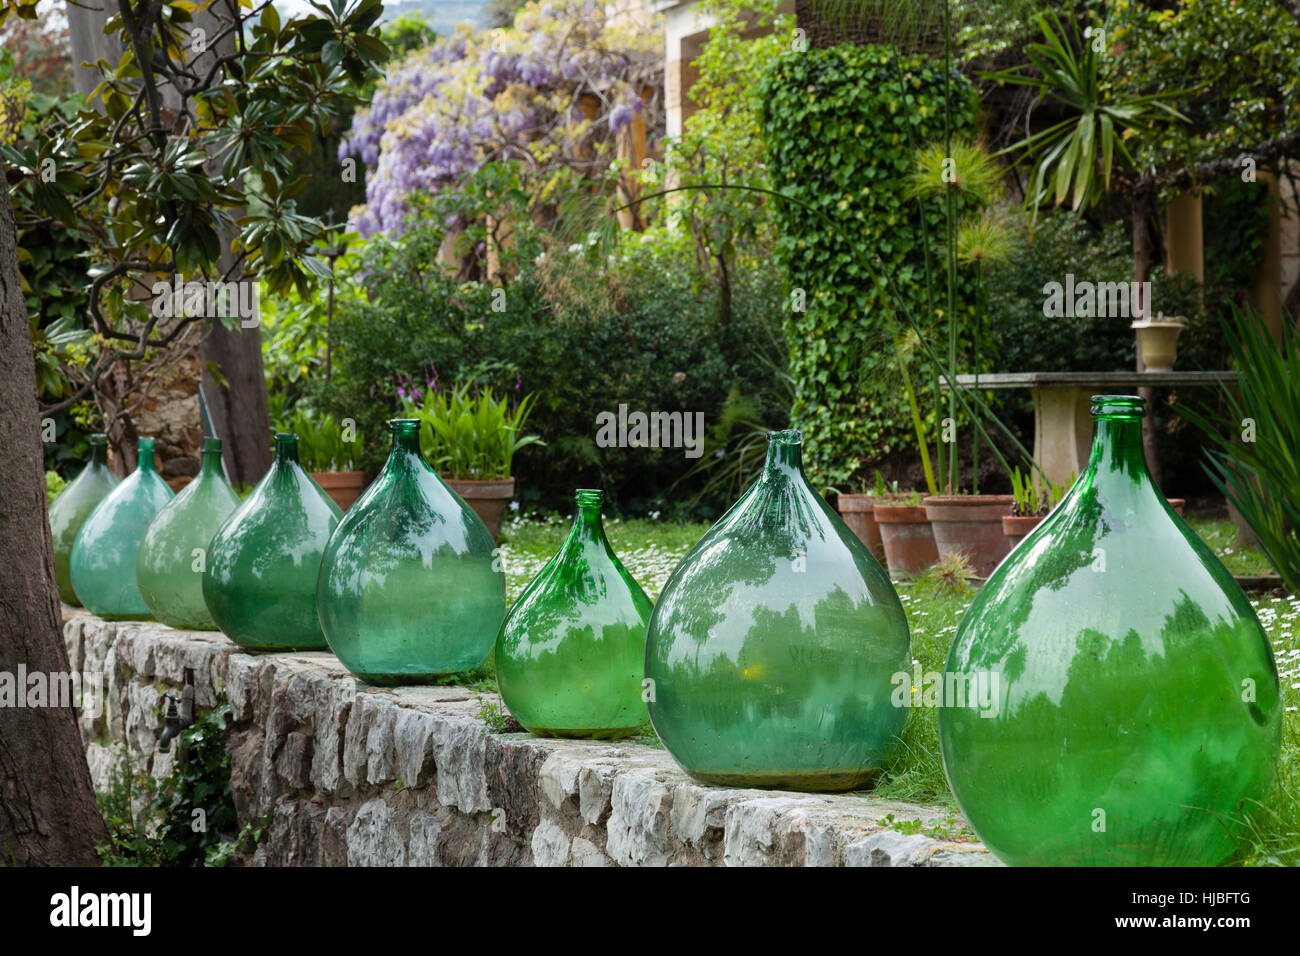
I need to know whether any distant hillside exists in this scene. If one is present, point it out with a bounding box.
[378,0,491,34]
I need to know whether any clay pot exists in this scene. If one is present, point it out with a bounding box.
[873,504,939,579]
[836,493,885,562]
[923,495,1014,579]
[443,477,515,541]
[311,470,367,512]
[1002,514,1043,550]
[1167,498,1185,517]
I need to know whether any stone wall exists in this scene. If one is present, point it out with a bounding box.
[64,610,998,867]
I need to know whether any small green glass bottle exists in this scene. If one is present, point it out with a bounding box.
[496,489,653,739]
[137,437,241,630]
[939,395,1281,866]
[318,419,506,685]
[69,437,174,619]
[203,433,341,650]
[49,433,119,606]
[645,429,911,791]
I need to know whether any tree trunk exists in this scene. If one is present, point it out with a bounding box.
[201,318,271,489]
[0,168,109,865]
[1132,184,1163,490]
[192,1,272,488]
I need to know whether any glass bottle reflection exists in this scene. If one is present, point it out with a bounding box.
[138,437,241,630]
[318,419,506,685]
[496,489,653,738]
[70,436,174,619]
[939,395,1281,866]
[203,433,341,650]
[49,433,119,606]
[645,429,911,791]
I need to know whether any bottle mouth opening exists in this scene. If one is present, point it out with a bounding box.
[768,428,803,446]
[575,488,604,506]
[137,436,155,451]
[89,434,107,446]
[1090,395,1145,419]
[274,432,298,444]
[389,418,420,432]
[202,437,222,453]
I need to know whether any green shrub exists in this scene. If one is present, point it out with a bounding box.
[757,44,983,491]
[311,219,788,517]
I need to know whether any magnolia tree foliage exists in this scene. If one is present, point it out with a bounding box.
[340,0,661,237]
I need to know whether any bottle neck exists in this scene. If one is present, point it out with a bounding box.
[762,430,804,482]
[1085,416,1151,484]
[566,491,606,548]
[200,446,224,477]
[387,421,424,469]
[89,439,108,467]
[137,441,156,473]
[273,435,299,466]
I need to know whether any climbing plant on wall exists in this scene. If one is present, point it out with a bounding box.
[757,44,982,490]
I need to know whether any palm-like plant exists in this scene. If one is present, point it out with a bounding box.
[993,9,1187,215]
[1179,306,1300,593]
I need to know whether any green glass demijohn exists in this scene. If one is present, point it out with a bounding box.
[69,436,174,619]
[203,433,341,650]
[644,429,911,791]
[939,395,1281,866]
[137,437,241,630]
[318,419,506,685]
[496,489,653,739]
[49,433,119,606]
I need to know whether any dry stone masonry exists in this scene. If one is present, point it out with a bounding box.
[64,609,999,867]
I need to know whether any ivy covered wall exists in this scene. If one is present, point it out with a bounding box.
[758,44,981,491]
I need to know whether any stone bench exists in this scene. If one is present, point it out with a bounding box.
[63,608,998,867]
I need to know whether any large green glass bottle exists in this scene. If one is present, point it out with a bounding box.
[939,395,1281,866]
[49,434,119,606]
[645,429,911,791]
[203,433,341,650]
[137,437,241,630]
[69,437,174,619]
[318,419,506,685]
[496,489,653,739]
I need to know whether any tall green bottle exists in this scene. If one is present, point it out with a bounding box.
[645,429,911,791]
[939,395,1281,866]
[137,437,241,630]
[49,434,119,606]
[203,433,341,650]
[496,489,653,739]
[318,419,506,685]
[69,437,174,619]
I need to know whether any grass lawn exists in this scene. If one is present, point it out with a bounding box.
[492,510,1299,864]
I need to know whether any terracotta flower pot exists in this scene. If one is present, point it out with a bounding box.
[1166,498,1185,517]
[311,470,366,512]
[923,495,1014,579]
[1002,514,1043,550]
[443,476,515,541]
[836,493,885,562]
[872,504,939,579]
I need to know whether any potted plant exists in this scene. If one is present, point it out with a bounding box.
[1003,467,1072,548]
[277,407,365,511]
[834,469,892,562]
[400,377,543,540]
[873,490,940,580]
[1131,312,1187,372]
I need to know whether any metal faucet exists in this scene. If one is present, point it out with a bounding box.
[157,668,196,760]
